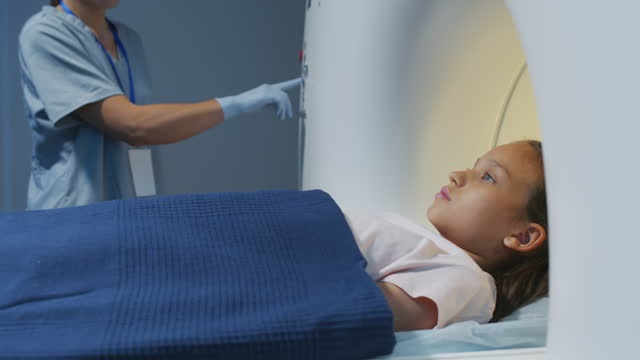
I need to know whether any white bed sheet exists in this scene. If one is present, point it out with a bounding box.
[377,298,548,359]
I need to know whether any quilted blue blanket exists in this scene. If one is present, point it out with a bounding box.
[0,190,395,359]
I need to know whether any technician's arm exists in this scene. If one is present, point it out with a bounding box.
[75,78,302,147]
[76,95,225,147]
[378,281,438,331]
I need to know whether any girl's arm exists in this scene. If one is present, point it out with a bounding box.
[378,281,438,331]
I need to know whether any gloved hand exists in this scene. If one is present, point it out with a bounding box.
[217,77,302,120]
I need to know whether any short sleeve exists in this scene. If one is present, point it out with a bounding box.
[343,210,496,328]
[382,266,495,328]
[19,17,123,126]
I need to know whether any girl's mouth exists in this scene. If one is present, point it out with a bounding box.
[435,186,451,201]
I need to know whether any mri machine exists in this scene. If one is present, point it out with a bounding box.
[1,1,637,358]
[300,0,639,359]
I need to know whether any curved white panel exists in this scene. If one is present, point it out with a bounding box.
[507,1,640,359]
[301,0,426,217]
[495,66,541,145]
[302,0,532,225]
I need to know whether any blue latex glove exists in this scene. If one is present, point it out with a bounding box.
[217,77,302,120]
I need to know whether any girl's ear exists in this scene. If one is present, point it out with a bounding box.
[503,223,546,253]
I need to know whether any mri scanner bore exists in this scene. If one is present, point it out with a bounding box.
[300,1,552,357]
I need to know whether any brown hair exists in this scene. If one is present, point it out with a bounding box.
[490,139,549,321]
[50,0,60,6]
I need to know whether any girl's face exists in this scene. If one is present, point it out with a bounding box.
[427,142,543,269]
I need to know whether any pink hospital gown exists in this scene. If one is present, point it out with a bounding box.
[344,211,496,328]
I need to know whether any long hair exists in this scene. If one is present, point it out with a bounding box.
[50,0,60,6]
[490,140,549,321]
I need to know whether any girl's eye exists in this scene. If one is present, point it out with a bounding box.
[481,172,496,184]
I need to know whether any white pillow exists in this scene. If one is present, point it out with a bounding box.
[499,297,549,322]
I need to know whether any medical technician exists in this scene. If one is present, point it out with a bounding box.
[18,0,301,210]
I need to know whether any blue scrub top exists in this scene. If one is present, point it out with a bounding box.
[18,6,152,210]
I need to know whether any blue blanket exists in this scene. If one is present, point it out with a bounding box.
[0,190,395,359]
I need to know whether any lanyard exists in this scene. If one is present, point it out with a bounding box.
[59,0,136,104]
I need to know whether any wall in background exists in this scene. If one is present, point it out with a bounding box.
[0,5,8,210]
[0,2,28,211]
[0,0,305,211]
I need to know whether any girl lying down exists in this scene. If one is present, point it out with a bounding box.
[0,140,548,358]
[351,140,549,331]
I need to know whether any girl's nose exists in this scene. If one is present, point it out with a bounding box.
[448,170,465,186]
